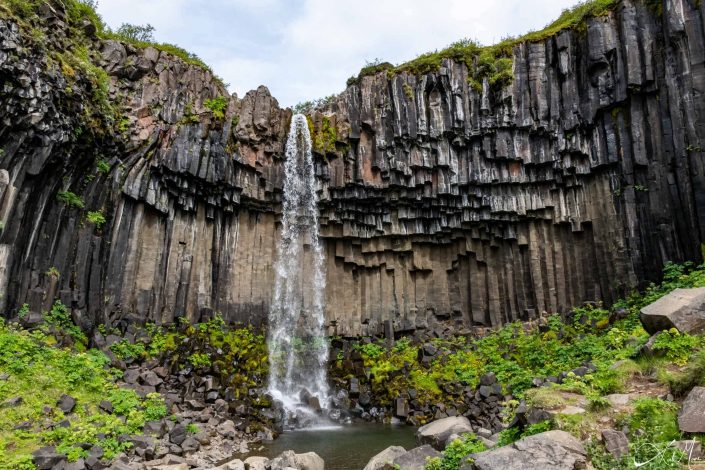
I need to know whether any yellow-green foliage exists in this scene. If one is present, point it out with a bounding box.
[0,320,167,467]
[204,96,228,120]
[86,210,106,228]
[145,317,268,402]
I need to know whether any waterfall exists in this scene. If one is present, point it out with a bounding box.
[267,114,330,427]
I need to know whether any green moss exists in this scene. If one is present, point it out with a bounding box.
[353,0,618,86]
[307,115,338,155]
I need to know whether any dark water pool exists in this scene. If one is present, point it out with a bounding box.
[245,423,417,470]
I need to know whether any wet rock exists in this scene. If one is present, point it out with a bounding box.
[396,397,409,418]
[99,400,113,413]
[58,459,86,470]
[123,369,140,385]
[143,420,166,437]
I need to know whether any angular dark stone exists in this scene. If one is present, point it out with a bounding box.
[169,423,188,445]
[32,446,65,469]
[601,429,629,459]
[57,394,76,413]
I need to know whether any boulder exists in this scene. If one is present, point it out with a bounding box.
[640,288,705,334]
[58,459,86,470]
[389,445,441,470]
[2,396,23,408]
[244,456,268,470]
[293,452,324,470]
[671,440,702,460]
[268,451,297,469]
[33,446,66,469]
[467,430,587,470]
[363,445,407,470]
[169,424,188,445]
[601,429,629,459]
[215,460,246,470]
[180,436,200,453]
[416,416,474,450]
[679,386,705,433]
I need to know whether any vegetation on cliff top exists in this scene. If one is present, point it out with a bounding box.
[347,0,617,87]
[0,0,216,77]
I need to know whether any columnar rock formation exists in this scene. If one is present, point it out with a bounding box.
[1,0,704,336]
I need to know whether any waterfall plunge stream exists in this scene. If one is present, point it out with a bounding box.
[267,114,331,428]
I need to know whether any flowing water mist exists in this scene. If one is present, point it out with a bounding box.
[268,114,330,427]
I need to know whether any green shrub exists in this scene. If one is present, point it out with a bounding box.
[204,96,228,120]
[188,352,211,369]
[57,191,85,209]
[109,339,146,361]
[651,329,700,366]
[96,158,111,174]
[426,433,486,470]
[44,300,87,346]
[186,423,199,434]
[114,23,154,42]
[628,397,680,442]
[658,349,705,397]
[355,342,386,361]
[86,211,106,228]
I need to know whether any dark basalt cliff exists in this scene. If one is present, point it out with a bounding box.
[1,0,704,336]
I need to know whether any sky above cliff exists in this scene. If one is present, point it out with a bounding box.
[98,0,577,107]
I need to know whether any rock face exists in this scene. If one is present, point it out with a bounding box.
[679,386,705,433]
[466,430,587,470]
[2,0,705,334]
[640,288,705,334]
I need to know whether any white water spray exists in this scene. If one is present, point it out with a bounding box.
[267,114,330,426]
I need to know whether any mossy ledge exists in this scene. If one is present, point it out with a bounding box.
[346,0,619,87]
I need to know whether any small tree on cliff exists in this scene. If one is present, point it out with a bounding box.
[115,23,155,42]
